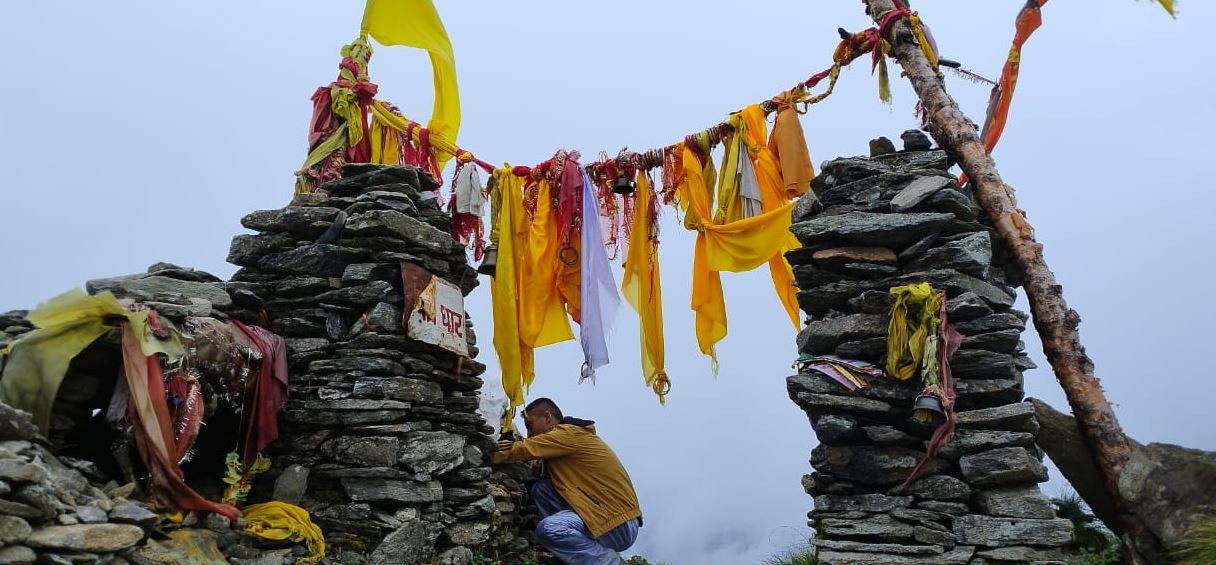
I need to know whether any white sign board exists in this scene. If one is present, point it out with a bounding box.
[406,276,469,357]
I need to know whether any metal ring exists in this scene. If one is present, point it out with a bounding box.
[559,245,579,266]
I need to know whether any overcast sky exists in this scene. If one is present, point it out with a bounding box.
[2,2,1212,564]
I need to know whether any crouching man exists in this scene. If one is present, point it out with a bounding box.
[492,398,643,565]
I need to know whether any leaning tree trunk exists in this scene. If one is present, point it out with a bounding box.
[859,1,1157,561]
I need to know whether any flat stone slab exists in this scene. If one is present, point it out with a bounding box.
[791,211,954,248]
[952,515,1074,547]
[25,524,145,553]
[959,447,1048,486]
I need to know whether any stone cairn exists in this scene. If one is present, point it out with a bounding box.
[225,163,538,564]
[786,131,1076,565]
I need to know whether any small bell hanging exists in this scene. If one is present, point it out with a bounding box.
[911,394,945,426]
[477,244,498,276]
[612,173,635,195]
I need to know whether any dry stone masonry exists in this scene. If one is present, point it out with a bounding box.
[0,164,542,564]
[787,131,1076,565]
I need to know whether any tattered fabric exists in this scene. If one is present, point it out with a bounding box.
[578,170,619,383]
[0,289,183,433]
[244,501,326,564]
[231,321,289,468]
[885,283,943,381]
[120,325,241,520]
[677,144,796,365]
[768,90,815,197]
[621,173,669,402]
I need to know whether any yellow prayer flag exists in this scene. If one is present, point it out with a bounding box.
[360,0,461,167]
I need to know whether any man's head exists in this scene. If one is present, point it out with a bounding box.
[522,398,563,437]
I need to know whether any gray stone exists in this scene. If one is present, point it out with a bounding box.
[834,338,887,360]
[818,514,915,542]
[811,445,949,486]
[892,475,971,501]
[901,130,932,151]
[896,233,939,264]
[952,515,1074,547]
[847,290,894,314]
[797,269,1015,316]
[321,436,400,467]
[792,191,823,223]
[370,521,443,565]
[813,539,942,555]
[0,546,35,565]
[85,275,232,308]
[874,150,950,171]
[817,173,917,207]
[435,546,474,565]
[954,312,1026,335]
[803,314,888,354]
[72,505,107,524]
[342,478,442,503]
[959,447,1047,486]
[955,403,1039,434]
[954,378,1025,410]
[0,499,45,520]
[974,546,1074,562]
[353,377,443,404]
[444,522,491,545]
[945,292,992,322]
[316,281,400,307]
[240,207,342,237]
[908,232,991,279]
[341,263,399,286]
[863,426,922,448]
[961,329,1021,353]
[259,244,366,277]
[144,299,212,318]
[25,524,145,553]
[791,211,953,248]
[309,356,405,375]
[813,246,898,267]
[365,302,403,333]
[814,494,911,513]
[815,546,975,565]
[975,486,1057,519]
[948,350,1019,380]
[0,461,45,484]
[274,276,333,297]
[399,432,466,480]
[0,480,9,496]
[891,176,952,212]
[918,189,976,221]
[107,501,161,527]
[796,393,892,416]
[344,210,455,255]
[915,501,970,515]
[812,415,859,444]
[939,429,1035,459]
[914,525,956,546]
[869,137,897,157]
[0,515,31,544]
[817,157,899,186]
[226,233,298,267]
[0,404,40,443]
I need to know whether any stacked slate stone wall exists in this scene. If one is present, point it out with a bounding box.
[786,132,1076,565]
[225,164,534,564]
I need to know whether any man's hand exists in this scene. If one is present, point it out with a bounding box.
[496,440,515,453]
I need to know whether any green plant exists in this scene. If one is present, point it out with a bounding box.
[761,547,818,565]
[1051,491,1119,565]
[1175,513,1216,565]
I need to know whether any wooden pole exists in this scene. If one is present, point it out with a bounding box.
[859,0,1154,559]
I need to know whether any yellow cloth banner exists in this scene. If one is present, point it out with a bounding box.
[360,0,460,169]
[621,173,669,402]
[0,289,183,432]
[244,502,326,564]
[490,169,529,429]
[886,283,943,381]
[678,144,796,364]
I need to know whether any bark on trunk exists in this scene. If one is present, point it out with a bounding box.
[859,0,1157,560]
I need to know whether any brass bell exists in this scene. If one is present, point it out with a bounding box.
[612,174,635,195]
[911,394,945,425]
[477,244,498,277]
